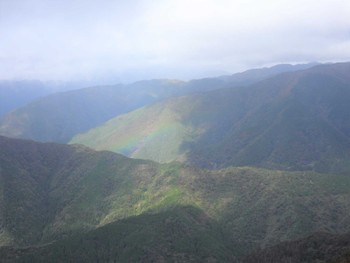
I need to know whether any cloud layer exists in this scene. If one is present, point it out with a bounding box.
[1,0,350,82]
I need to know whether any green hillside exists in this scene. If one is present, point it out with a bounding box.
[72,62,350,173]
[70,96,202,163]
[1,136,350,261]
[0,135,186,246]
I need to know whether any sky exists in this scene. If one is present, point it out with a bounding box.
[1,0,350,83]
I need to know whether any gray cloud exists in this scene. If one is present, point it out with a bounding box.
[1,0,350,82]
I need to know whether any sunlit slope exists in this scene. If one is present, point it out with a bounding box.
[71,96,205,163]
[72,62,350,172]
[71,84,249,163]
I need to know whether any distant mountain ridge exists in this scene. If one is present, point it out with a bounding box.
[219,62,319,85]
[0,206,237,263]
[0,80,93,117]
[71,62,350,173]
[0,63,317,143]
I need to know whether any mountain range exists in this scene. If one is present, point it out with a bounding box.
[0,63,316,143]
[1,62,350,262]
[71,62,350,173]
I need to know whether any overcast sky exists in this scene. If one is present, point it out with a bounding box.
[1,0,350,83]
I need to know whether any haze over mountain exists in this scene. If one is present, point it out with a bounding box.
[0,63,315,143]
[0,79,110,117]
[1,135,350,262]
[71,62,350,173]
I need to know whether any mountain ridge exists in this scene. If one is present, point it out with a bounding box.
[71,62,350,173]
[0,63,317,143]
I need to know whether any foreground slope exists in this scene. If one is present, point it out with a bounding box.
[0,206,236,263]
[72,62,350,172]
[0,135,168,246]
[1,136,350,259]
[4,230,350,263]
[243,232,350,263]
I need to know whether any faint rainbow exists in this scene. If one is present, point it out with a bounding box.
[110,121,180,156]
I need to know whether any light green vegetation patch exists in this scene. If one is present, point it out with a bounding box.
[71,97,203,163]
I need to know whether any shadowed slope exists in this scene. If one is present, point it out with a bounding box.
[242,232,350,263]
[0,206,237,263]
